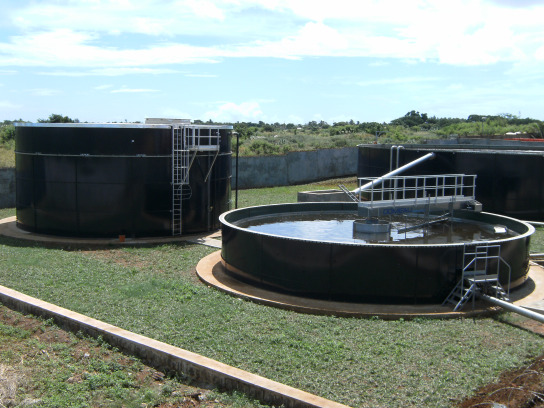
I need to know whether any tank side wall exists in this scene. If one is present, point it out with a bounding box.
[358,144,544,221]
[260,236,332,295]
[220,203,532,303]
[15,126,173,237]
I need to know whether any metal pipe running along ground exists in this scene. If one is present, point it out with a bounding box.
[351,152,435,195]
[479,293,544,324]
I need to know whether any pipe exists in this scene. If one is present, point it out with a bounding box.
[479,293,544,324]
[389,145,397,172]
[352,152,435,194]
[396,146,404,169]
[234,131,239,209]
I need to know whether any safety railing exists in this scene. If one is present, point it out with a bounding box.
[183,126,221,151]
[357,174,477,207]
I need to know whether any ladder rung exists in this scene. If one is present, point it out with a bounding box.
[467,274,498,283]
[463,270,487,276]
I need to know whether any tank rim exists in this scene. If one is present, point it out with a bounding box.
[357,142,544,155]
[15,122,234,130]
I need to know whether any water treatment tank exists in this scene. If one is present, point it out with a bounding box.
[15,121,232,237]
[358,141,544,221]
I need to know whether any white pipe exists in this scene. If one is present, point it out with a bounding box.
[479,293,544,324]
[389,145,397,172]
[352,152,435,194]
[396,146,404,169]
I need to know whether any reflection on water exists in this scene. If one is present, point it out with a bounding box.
[235,212,515,244]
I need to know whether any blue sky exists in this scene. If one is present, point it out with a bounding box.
[1,0,543,124]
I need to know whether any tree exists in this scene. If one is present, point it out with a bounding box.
[390,110,428,127]
[38,114,78,123]
[0,124,16,144]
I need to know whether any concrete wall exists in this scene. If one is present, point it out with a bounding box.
[0,147,358,208]
[232,147,357,189]
[0,168,15,209]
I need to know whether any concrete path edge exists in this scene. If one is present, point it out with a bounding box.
[0,284,351,408]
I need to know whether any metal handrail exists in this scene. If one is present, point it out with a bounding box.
[352,152,435,195]
[358,174,477,208]
[183,126,221,150]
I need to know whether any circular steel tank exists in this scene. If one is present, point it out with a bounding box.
[15,123,232,237]
[358,141,544,221]
[220,202,534,304]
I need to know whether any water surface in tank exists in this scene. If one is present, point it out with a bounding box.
[234,212,516,244]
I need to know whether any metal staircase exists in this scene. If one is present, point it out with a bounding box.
[443,244,511,311]
[171,125,221,235]
[338,184,359,202]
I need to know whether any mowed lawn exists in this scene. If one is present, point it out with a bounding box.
[1,179,544,408]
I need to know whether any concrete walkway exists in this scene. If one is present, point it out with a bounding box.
[197,251,544,319]
[0,216,221,248]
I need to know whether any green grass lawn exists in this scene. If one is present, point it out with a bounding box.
[1,181,544,407]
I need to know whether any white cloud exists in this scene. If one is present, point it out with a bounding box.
[95,84,114,90]
[185,73,218,78]
[1,0,543,69]
[185,0,226,20]
[204,101,264,122]
[27,88,61,96]
[110,88,160,93]
[11,0,230,37]
[0,100,22,109]
[160,108,193,119]
[357,76,442,87]
[40,67,181,76]
[536,46,544,61]
[0,29,222,67]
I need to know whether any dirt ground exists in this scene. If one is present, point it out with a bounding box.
[2,302,544,407]
[457,318,544,408]
[0,306,230,407]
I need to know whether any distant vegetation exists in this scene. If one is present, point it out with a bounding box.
[1,111,543,167]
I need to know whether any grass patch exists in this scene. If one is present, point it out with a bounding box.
[0,207,15,219]
[0,180,544,407]
[233,176,358,208]
[530,226,544,254]
[0,307,268,408]
[0,144,14,168]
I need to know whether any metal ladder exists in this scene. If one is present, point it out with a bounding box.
[338,184,359,202]
[442,243,510,311]
[171,125,221,236]
[172,126,189,236]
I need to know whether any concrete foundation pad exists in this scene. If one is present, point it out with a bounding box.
[197,251,544,319]
[0,216,221,248]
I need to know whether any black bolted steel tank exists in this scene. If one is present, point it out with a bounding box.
[220,202,533,304]
[15,122,232,237]
[358,141,544,221]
